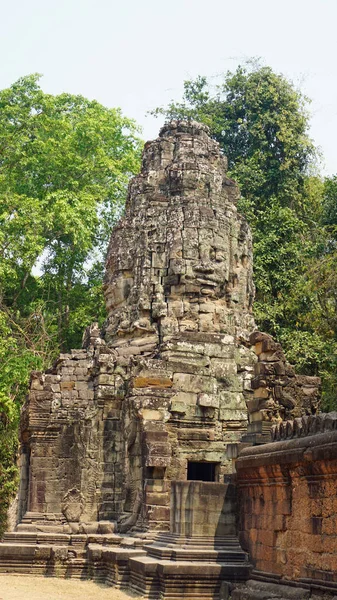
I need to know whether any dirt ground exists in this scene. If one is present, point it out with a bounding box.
[0,575,139,600]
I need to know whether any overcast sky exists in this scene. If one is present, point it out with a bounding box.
[2,0,337,174]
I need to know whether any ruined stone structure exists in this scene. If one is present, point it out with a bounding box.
[16,120,258,534]
[0,121,325,599]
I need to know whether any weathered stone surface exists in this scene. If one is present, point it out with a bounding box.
[236,414,337,594]
[170,480,236,537]
[12,121,321,537]
[1,120,327,599]
[15,120,261,534]
[247,332,320,427]
[232,580,310,599]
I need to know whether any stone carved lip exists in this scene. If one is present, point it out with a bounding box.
[193,263,215,274]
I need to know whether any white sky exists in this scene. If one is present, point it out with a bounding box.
[2,0,337,175]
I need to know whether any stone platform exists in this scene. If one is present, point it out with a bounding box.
[0,531,148,585]
[0,530,250,598]
[0,480,251,598]
[130,534,250,599]
[128,480,251,598]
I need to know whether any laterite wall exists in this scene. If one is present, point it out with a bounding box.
[236,414,337,595]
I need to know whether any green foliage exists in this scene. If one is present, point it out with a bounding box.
[253,204,308,300]
[155,62,337,408]
[322,175,337,228]
[0,310,44,536]
[0,74,142,344]
[0,425,18,536]
[0,312,43,423]
[0,75,142,533]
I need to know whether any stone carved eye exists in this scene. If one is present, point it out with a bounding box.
[209,247,216,261]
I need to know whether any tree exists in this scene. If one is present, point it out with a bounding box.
[0,74,142,348]
[0,75,142,533]
[293,176,337,409]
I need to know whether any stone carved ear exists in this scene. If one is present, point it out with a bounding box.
[61,488,85,522]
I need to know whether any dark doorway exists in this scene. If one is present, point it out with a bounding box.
[187,461,218,482]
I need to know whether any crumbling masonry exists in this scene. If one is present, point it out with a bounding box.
[0,121,325,599]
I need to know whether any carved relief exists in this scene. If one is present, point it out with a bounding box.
[61,488,85,522]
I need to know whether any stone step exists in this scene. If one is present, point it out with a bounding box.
[146,545,249,562]
[129,554,251,600]
[232,580,310,600]
[152,533,243,547]
[3,532,71,545]
[16,523,66,533]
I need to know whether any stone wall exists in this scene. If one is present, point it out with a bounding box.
[236,412,337,595]
[18,339,122,529]
[170,480,236,537]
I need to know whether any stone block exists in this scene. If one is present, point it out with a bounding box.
[253,387,270,399]
[204,343,235,359]
[219,409,247,421]
[172,373,216,393]
[198,393,219,409]
[60,381,75,391]
[144,492,170,506]
[210,358,238,379]
[97,374,115,385]
[145,505,170,522]
[219,391,245,409]
[134,376,173,388]
[170,391,197,406]
[139,409,166,421]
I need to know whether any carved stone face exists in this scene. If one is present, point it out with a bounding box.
[104,121,254,341]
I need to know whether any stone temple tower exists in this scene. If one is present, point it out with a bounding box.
[13,121,319,538]
[101,120,256,529]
